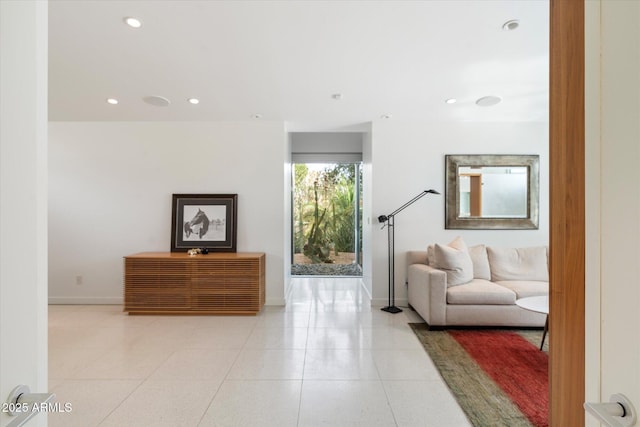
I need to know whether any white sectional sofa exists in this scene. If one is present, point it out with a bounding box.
[406,236,548,328]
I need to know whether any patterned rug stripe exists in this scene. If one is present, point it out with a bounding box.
[409,324,548,427]
[450,330,549,427]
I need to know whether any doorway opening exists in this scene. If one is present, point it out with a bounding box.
[291,162,363,277]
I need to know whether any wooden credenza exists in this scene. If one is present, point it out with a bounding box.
[124,252,265,315]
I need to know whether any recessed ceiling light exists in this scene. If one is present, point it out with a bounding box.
[445,98,457,104]
[124,17,142,28]
[502,19,519,31]
[106,98,118,105]
[476,96,502,107]
[380,114,392,119]
[142,95,170,107]
[252,114,262,119]
[187,98,200,105]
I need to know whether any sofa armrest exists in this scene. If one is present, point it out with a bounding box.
[407,264,447,326]
[406,250,428,267]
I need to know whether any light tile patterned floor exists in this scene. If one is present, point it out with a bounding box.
[48,277,471,427]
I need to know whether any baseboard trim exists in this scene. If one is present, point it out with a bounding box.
[49,297,123,305]
[50,296,286,307]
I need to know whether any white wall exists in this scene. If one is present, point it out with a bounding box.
[0,1,48,425]
[361,125,374,297]
[284,131,293,297]
[49,119,548,311]
[49,121,287,305]
[370,120,549,306]
[584,2,602,424]
[585,0,640,421]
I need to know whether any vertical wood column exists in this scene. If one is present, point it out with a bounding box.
[549,0,585,425]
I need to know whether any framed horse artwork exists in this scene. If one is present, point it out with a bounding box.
[170,194,238,252]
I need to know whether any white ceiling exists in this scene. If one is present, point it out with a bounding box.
[48,0,550,130]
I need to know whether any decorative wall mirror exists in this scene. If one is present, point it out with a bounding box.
[445,154,540,229]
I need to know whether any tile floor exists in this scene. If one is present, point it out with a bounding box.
[48,277,471,427]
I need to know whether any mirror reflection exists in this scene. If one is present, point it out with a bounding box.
[458,166,528,218]
[445,155,539,230]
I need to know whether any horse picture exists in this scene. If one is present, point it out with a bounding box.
[181,205,226,241]
[184,208,210,239]
[171,194,237,252]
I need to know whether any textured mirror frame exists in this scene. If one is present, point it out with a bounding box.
[445,154,540,229]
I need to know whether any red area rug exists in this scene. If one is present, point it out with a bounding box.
[450,330,548,426]
[410,324,548,427]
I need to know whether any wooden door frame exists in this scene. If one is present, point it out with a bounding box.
[468,174,482,217]
[549,0,585,425]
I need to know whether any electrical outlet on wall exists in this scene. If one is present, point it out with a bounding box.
[75,275,83,286]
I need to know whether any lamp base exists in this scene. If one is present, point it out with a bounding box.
[381,306,403,314]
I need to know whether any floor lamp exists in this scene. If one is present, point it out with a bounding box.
[378,189,440,314]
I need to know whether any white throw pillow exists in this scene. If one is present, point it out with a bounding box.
[432,236,474,286]
[469,244,492,280]
[487,246,549,282]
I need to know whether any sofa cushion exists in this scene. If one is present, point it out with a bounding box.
[432,236,473,286]
[469,244,491,280]
[486,246,549,282]
[447,279,517,305]
[495,280,549,300]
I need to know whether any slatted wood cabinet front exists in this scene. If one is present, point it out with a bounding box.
[124,252,265,315]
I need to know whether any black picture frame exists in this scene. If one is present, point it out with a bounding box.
[171,194,237,252]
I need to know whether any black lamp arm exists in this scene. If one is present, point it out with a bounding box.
[378,189,440,222]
